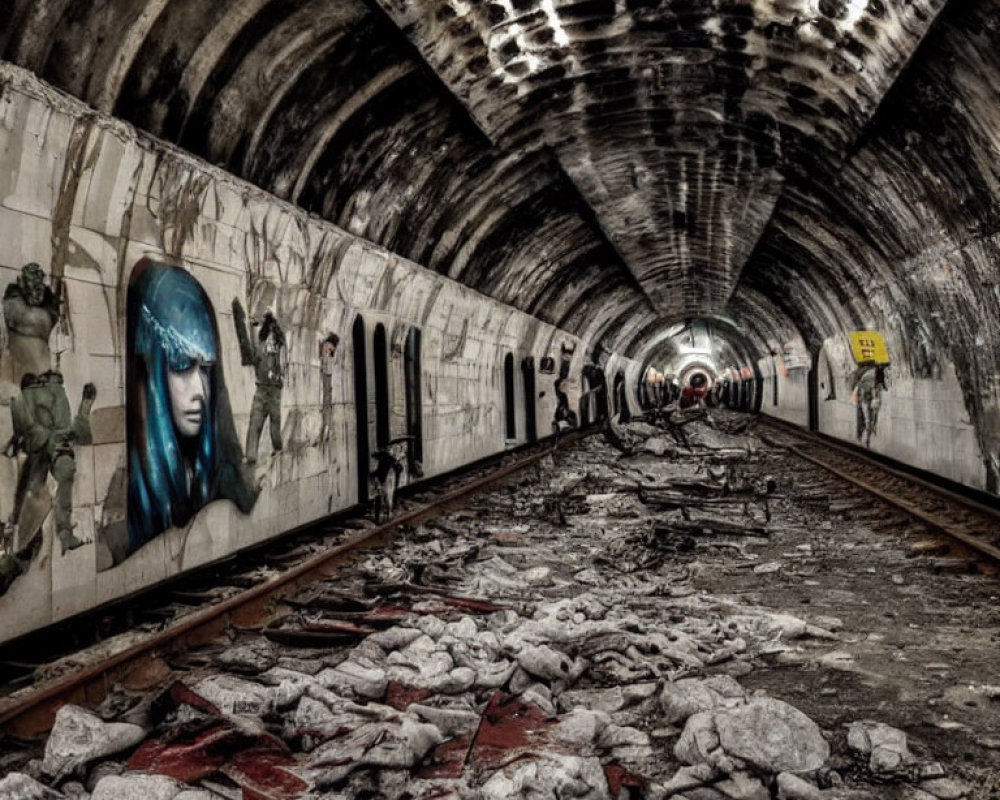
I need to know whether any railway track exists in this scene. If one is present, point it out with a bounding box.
[0,431,587,741]
[758,417,1000,568]
[3,412,999,798]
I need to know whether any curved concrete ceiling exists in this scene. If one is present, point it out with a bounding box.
[2,0,996,410]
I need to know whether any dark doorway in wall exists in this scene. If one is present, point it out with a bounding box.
[638,377,649,410]
[579,373,592,426]
[352,315,369,504]
[504,353,516,440]
[374,323,390,450]
[404,327,423,471]
[772,356,779,407]
[613,371,630,421]
[521,357,537,443]
[753,362,764,414]
[581,364,607,425]
[808,349,820,432]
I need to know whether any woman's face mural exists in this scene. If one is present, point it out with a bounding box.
[115,260,257,567]
[167,362,210,438]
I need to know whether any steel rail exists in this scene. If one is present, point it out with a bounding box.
[758,418,1000,566]
[0,431,587,740]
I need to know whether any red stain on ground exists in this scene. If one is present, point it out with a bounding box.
[440,596,505,614]
[384,681,433,710]
[469,692,560,771]
[417,732,474,779]
[129,683,308,798]
[604,763,644,796]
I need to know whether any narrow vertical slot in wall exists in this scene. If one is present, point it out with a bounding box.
[808,349,820,431]
[352,315,369,504]
[504,352,516,440]
[521,356,537,443]
[404,327,423,472]
[374,323,390,450]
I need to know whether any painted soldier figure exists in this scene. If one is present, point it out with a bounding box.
[2,263,95,564]
[233,300,286,463]
[3,262,59,380]
[8,372,94,553]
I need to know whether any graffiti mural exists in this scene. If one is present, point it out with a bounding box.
[107,261,256,566]
[232,301,287,464]
[1,263,94,593]
[847,332,891,449]
[552,342,578,432]
[852,364,888,448]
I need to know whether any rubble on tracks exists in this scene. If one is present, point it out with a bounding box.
[12,410,994,799]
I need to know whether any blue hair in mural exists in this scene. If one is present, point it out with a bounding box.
[126,260,256,558]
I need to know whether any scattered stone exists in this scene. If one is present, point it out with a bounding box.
[659,763,719,794]
[214,640,278,673]
[0,773,63,799]
[917,778,971,799]
[517,644,584,682]
[42,705,146,781]
[675,711,724,768]
[191,674,276,716]
[660,677,746,725]
[715,698,829,773]
[905,790,942,800]
[91,773,182,800]
[846,720,915,773]
[318,658,388,699]
[60,782,88,799]
[715,770,769,800]
[479,754,610,800]
[776,772,823,800]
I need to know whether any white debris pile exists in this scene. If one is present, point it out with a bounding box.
[21,412,977,800]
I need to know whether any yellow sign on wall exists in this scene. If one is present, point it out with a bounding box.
[848,331,890,365]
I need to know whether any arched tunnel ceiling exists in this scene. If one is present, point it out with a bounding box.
[371,0,945,319]
[0,0,978,359]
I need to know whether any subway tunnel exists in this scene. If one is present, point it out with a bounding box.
[1,0,995,491]
[0,0,999,796]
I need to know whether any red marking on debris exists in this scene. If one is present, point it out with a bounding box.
[346,605,412,629]
[303,620,378,635]
[131,733,306,798]
[469,692,559,771]
[604,763,645,796]
[129,684,306,798]
[440,596,505,614]
[490,531,522,542]
[417,732,473,779]
[384,681,433,710]
[364,604,411,618]
[128,724,236,782]
[224,750,308,799]
[169,680,222,716]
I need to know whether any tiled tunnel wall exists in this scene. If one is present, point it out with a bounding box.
[0,64,634,644]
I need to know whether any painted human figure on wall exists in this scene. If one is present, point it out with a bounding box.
[1,263,96,593]
[123,261,256,563]
[319,333,339,445]
[3,263,59,379]
[553,342,578,432]
[853,364,887,448]
[232,300,286,463]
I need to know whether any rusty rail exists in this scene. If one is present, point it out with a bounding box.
[758,417,1000,567]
